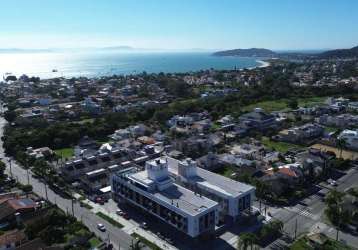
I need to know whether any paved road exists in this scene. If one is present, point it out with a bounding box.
[265,168,358,249]
[0,117,133,250]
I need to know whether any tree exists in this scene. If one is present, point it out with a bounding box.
[287,99,298,110]
[325,190,344,207]
[237,232,257,250]
[0,161,6,177]
[21,184,33,193]
[336,137,346,159]
[270,219,284,235]
[130,239,144,250]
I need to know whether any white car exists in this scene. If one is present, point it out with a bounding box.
[328,179,337,186]
[116,209,124,216]
[97,223,106,232]
[140,222,148,229]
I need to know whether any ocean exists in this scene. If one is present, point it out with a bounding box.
[0,51,261,79]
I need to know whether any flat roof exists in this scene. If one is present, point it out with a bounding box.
[86,168,106,176]
[117,168,218,216]
[197,167,254,196]
[166,157,254,198]
[152,183,218,216]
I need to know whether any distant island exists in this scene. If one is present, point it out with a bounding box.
[213,45,358,59]
[213,48,277,57]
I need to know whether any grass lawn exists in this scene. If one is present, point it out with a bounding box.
[261,137,304,153]
[54,148,74,159]
[290,236,354,250]
[89,237,102,248]
[242,96,327,113]
[324,126,338,133]
[290,237,314,250]
[242,100,289,113]
[213,166,235,178]
[298,96,326,107]
[96,212,123,228]
[131,233,162,250]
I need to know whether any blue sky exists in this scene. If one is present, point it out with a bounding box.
[0,0,357,50]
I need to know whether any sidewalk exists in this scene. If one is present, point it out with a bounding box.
[82,198,178,250]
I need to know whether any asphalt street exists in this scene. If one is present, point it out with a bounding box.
[0,117,133,250]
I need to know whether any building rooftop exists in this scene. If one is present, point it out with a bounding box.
[166,157,255,198]
[116,167,218,216]
[152,183,218,216]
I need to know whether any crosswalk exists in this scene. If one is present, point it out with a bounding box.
[285,206,319,220]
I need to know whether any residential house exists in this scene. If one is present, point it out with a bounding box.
[275,123,324,143]
[239,108,278,131]
[0,198,37,225]
[338,130,358,151]
[296,148,334,177]
[26,147,53,159]
[261,163,304,195]
[0,230,26,250]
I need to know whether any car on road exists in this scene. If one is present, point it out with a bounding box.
[97,223,106,232]
[122,212,130,220]
[328,179,337,186]
[95,197,105,205]
[139,222,148,229]
[116,209,124,216]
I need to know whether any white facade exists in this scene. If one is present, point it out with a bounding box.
[339,130,358,151]
[165,157,256,221]
[111,161,219,238]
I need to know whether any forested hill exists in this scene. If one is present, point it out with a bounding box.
[318,46,358,59]
[213,48,277,57]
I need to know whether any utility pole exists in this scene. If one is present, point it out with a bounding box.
[259,199,262,212]
[26,169,30,185]
[71,199,75,217]
[294,218,298,239]
[44,183,48,200]
[264,205,267,216]
[8,158,13,177]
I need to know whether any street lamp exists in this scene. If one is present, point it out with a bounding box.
[7,158,13,177]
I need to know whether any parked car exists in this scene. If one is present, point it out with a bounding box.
[328,179,337,186]
[97,223,106,232]
[96,197,105,205]
[122,212,130,220]
[116,209,124,216]
[140,222,148,229]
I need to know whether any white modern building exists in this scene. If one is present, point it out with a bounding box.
[111,158,219,238]
[338,130,358,151]
[164,157,256,223]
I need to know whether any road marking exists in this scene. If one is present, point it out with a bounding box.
[285,206,319,220]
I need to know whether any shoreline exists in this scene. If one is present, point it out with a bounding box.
[1,57,269,80]
[256,59,271,68]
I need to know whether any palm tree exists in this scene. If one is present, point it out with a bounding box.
[336,137,346,159]
[270,219,284,235]
[237,232,257,250]
[325,190,344,207]
[130,239,143,250]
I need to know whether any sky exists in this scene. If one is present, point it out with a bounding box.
[0,0,357,51]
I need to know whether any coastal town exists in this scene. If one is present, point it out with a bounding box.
[0,55,358,250]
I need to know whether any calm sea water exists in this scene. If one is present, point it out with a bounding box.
[0,51,260,79]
